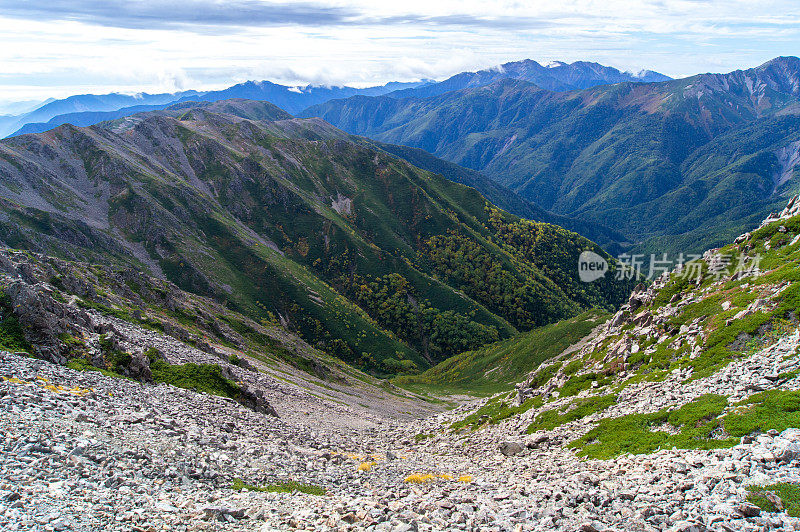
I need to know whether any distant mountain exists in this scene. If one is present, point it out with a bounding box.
[384,59,670,99]
[301,56,800,253]
[3,59,666,139]
[0,99,635,375]
[171,79,428,115]
[12,103,174,136]
[5,80,428,138]
[0,91,202,138]
[0,98,54,116]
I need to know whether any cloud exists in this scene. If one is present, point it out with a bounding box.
[0,0,567,34]
[0,0,798,105]
[0,0,357,32]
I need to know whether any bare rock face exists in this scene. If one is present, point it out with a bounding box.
[4,280,91,364]
[0,258,279,418]
[127,351,153,382]
[236,384,279,418]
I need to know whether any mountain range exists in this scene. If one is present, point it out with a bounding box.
[2,59,669,139]
[0,80,427,138]
[302,56,800,253]
[384,59,670,100]
[0,99,635,375]
[5,47,800,532]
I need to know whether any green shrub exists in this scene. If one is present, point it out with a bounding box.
[0,292,31,352]
[569,394,734,459]
[747,484,800,516]
[558,372,614,397]
[232,478,326,496]
[66,357,126,379]
[563,359,584,376]
[147,351,241,399]
[527,394,616,433]
[723,390,800,437]
[450,395,541,432]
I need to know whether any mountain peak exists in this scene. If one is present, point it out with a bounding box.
[758,55,800,69]
[165,98,293,122]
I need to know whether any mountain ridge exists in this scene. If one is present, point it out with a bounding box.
[0,99,635,375]
[2,58,673,139]
[384,59,670,100]
[301,56,800,253]
[1,80,428,138]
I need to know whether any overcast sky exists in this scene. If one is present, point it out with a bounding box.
[1,0,799,106]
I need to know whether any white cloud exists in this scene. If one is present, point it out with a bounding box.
[0,0,798,104]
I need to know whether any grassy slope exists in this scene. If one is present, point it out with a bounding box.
[367,140,628,252]
[455,210,800,458]
[394,309,608,396]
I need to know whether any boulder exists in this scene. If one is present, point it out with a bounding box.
[526,434,549,448]
[203,506,246,520]
[736,502,761,518]
[607,310,627,330]
[773,440,800,462]
[499,441,525,456]
[128,351,153,382]
[669,521,708,532]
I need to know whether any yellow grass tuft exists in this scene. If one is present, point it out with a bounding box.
[404,473,436,484]
[357,461,376,472]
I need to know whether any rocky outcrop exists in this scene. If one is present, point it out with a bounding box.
[4,280,92,364]
[236,384,279,418]
[0,250,283,418]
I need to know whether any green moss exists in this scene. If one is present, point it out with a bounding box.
[527,394,617,433]
[747,484,800,517]
[232,478,326,496]
[450,395,542,432]
[414,432,433,442]
[147,349,242,399]
[569,394,735,459]
[0,292,31,353]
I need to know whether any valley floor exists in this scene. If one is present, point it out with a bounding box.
[3,337,800,532]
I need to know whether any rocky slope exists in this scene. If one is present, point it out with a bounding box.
[5,205,800,531]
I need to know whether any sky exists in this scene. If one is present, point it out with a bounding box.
[1,0,799,108]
